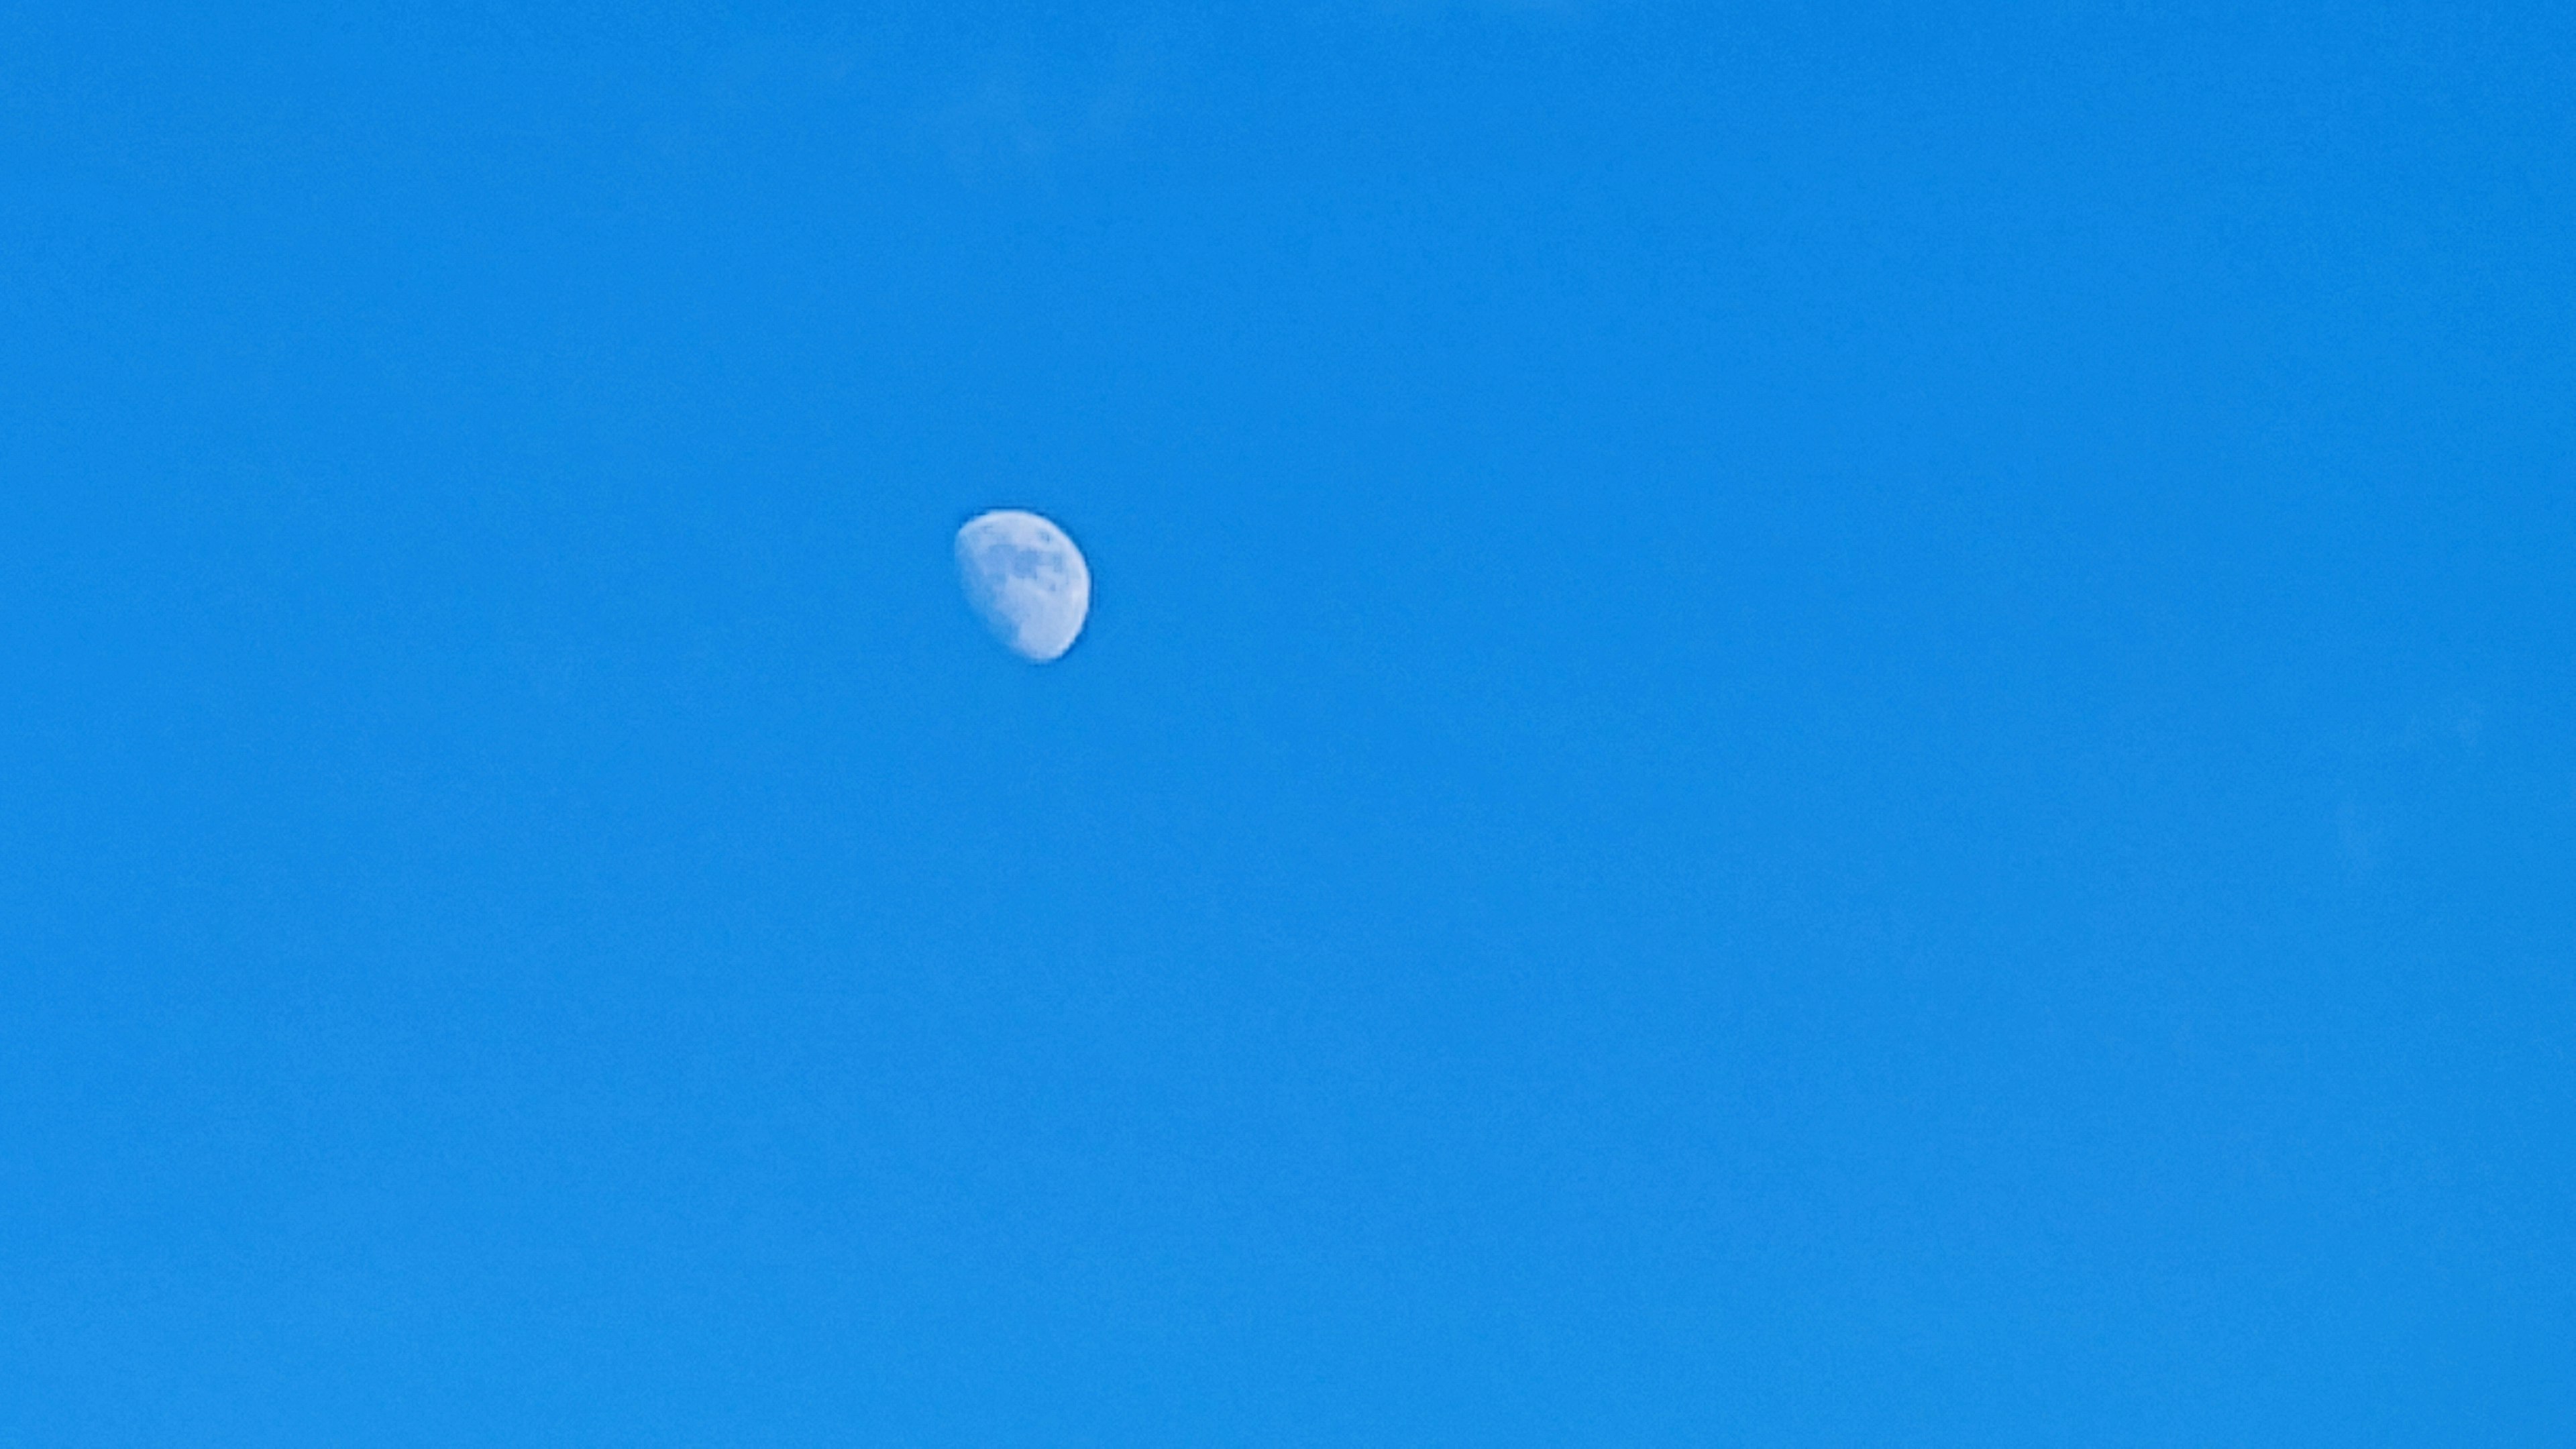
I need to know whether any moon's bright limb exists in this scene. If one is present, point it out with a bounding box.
[955,509,1091,662]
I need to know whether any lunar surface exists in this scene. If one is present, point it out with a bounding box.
[954,509,1091,662]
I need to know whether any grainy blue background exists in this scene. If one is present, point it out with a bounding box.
[4,3,2571,1443]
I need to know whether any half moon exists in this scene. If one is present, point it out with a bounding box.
[954,508,1091,662]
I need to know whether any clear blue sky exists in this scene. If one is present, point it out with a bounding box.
[4,3,2571,1444]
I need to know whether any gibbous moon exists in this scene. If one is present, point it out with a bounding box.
[955,508,1091,662]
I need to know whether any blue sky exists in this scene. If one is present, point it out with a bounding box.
[3,2,2572,1444]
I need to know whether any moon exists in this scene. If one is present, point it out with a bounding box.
[954,509,1091,662]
